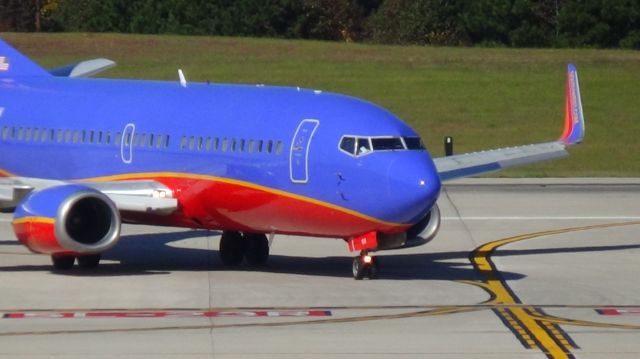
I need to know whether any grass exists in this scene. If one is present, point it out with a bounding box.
[3,32,640,177]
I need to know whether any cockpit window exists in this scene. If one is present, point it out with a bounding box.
[403,137,425,150]
[356,137,371,155]
[371,137,404,151]
[339,135,426,157]
[340,136,356,155]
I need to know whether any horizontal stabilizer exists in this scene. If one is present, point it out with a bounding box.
[0,38,50,77]
[50,58,116,78]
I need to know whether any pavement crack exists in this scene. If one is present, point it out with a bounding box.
[442,186,476,245]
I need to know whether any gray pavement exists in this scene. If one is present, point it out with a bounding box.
[1,178,640,358]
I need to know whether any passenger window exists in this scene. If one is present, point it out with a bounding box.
[205,137,211,150]
[239,139,245,152]
[221,138,228,152]
[257,140,263,153]
[275,140,283,155]
[247,140,255,153]
[1,126,8,141]
[267,140,273,153]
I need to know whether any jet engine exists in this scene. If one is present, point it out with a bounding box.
[12,185,121,255]
[377,204,441,250]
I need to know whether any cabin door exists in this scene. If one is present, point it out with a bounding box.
[289,119,319,184]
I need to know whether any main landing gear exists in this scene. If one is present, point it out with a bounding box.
[219,231,270,267]
[51,254,101,270]
[352,251,379,280]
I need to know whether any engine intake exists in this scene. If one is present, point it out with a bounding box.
[13,185,121,255]
[376,204,441,250]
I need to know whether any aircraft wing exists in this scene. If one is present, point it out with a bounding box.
[49,58,116,78]
[0,178,177,214]
[434,142,569,181]
[434,64,585,182]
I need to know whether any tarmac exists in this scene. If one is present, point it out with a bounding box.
[1,178,640,358]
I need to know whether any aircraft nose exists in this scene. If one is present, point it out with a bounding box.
[386,154,441,223]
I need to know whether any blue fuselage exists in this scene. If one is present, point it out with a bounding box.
[0,76,441,237]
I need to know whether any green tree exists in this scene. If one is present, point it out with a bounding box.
[368,0,467,45]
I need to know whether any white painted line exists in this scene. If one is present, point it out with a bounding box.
[443,216,640,221]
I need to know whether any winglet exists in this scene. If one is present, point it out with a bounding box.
[560,64,585,145]
[0,38,50,78]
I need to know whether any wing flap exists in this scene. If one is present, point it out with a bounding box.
[84,180,177,214]
[0,179,34,209]
[0,178,178,214]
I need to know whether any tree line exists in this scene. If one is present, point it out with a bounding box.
[1,0,639,49]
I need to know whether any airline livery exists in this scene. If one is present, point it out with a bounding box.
[0,38,585,279]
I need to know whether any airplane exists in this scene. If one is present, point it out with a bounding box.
[0,38,585,279]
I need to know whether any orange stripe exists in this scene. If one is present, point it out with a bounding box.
[12,216,55,225]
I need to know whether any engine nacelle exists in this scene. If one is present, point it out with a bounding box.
[12,185,121,255]
[405,203,441,246]
[377,204,441,250]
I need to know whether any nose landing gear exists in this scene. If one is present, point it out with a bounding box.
[352,251,379,280]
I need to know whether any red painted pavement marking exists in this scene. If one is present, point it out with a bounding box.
[596,308,640,315]
[1,310,332,319]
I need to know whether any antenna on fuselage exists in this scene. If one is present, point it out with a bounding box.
[178,69,187,88]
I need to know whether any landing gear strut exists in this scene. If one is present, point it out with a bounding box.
[352,251,379,280]
[219,231,270,267]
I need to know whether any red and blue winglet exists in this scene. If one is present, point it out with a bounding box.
[560,64,585,145]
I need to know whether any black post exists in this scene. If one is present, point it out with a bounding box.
[444,136,453,156]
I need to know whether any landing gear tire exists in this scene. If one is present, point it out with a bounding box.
[219,231,244,266]
[352,252,379,280]
[51,255,75,270]
[244,233,269,266]
[77,254,101,269]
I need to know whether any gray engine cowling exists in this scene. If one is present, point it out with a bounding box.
[376,204,441,250]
